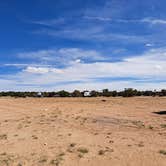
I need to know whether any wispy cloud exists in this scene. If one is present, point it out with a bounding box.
[84,16,166,25]
[1,47,166,91]
[17,48,106,67]
[30,18,65,26]
[141,18,166,25]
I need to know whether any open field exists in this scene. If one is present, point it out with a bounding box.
[0,97,166,166]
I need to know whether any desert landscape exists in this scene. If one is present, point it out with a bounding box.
[0,97,165,166]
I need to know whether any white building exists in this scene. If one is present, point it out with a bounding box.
[37,92,42,97]
[83,91,91,97]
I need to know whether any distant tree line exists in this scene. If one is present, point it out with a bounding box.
[0,88,166,97]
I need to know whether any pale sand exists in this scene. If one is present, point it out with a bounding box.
[0,97,166,166]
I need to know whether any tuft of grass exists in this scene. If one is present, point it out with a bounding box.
[132,121,145,128]
[70,143,76,147]
[0,134,7,140]
[78,154,83,158]
[77,147,89,154]
[98,150,105,155]
[0,152,7,156]
[50,156,63,166]
[159,150,166,155]
[38,158,47,163]
[32,135,38,139]
[160,124,166,128]
[50,159,57,165]
[58,152,65,157]
[148,125,154,130]
[38,156,48,163]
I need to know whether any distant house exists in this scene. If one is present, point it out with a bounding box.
[37,92,43,97]
[83,91,91,97]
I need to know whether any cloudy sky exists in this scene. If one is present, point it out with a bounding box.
[0,0,166,91]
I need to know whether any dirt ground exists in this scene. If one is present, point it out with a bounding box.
[0,97,166,166]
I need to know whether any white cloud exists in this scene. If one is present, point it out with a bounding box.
[1,47,166,91]
[142,18,166,25]
[30,18,65,26]
[83,16,112,21]
[24,66,63,74]
[83,16,166,25]
[17,48,105,66]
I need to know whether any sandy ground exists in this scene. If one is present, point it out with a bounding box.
[0,97,166,166]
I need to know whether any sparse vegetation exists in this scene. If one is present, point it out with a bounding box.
[1,89,166,97]
[98,150,105,155]
[32,135,38,139]
[148,125,154,130]
[0,134,7,140]
[160,124,166,128]
[77,147,89,154]
[159,150,166,155]
[70,143,76,147]
[78,154,83,158]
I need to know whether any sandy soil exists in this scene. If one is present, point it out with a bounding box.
[0,97,166,166]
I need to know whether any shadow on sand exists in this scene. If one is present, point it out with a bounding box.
[153,111,166,115]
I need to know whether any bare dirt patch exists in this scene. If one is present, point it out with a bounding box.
[0,97,166,166]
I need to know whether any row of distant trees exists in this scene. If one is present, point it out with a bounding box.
[0,88,166,97]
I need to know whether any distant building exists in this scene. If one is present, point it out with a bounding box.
[37,92,43,97]
[83,91,91,97]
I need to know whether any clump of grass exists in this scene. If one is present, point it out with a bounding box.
[101,99,106,102]
[1,159,10,166]
[148,125,154,130]
[77,147,89,154]
[0,152,7,156]
[98,150,105,155]
[58,152,65,157]
[50,159,57,165]
[160,124,166,128]
[78,154,83,158]
[38,156,48,163]
[70,143,76,147]
[38,158,47,163]
[32,135,38,139]
[50,156,63,166]
[159,150,166,155]
[132,121,145,128]
[0,134,7,140]
[138,143,144,147]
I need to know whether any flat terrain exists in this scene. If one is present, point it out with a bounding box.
[0,97,166,166]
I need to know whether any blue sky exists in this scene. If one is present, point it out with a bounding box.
[0,0,166,91]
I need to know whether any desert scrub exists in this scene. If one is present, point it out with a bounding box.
[32,135,38,139]
[132,120,145,128]
[70,143,76,147]
[78,154,83,158]
[98,150,105,155]
[38,156,48,163]
[0,134,7,140]
[148,125,154,130]
[58,152,65,157]
[38,158,47,163]
[159,150,166,155]
[77,147,89,154]
[160,124,166,128]
[50,156,63,165]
